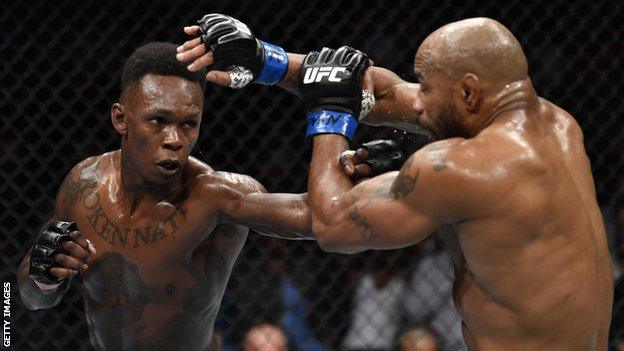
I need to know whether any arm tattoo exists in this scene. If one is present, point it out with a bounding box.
[426,143,452,171]
[390,157,420,199]
[61,176,98,205]
[432,157,446,171]
[348,206,377,242]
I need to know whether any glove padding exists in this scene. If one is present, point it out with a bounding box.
[29,221,76,286]
[360,139,405,177]
[197,13,288,87]
[300,46,369,118]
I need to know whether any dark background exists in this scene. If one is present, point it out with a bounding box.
[1,0,623,350]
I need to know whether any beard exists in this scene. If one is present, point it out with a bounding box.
[430,103,471,140]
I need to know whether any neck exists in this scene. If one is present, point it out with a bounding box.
[117,148,182,216]
[472,78,537,136]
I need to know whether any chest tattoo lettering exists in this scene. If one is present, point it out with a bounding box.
[68,177,188,249]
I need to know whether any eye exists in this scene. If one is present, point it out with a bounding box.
[182,120,198,129]
[150,117,166,125]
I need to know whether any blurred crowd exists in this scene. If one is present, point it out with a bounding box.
[215,236,465,351]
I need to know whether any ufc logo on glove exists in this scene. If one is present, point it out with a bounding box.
[302,67,347,83]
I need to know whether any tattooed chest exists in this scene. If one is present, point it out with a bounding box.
[65,177,191,250]
[81,203,188,250]
[83,252,201,307]
[82,252,221,349]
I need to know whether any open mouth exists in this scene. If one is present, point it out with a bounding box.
[156,160,180,172]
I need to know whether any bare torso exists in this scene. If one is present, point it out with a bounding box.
[436,99,613,350]
[65,151,247,351]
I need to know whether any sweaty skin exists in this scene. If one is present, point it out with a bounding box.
[17,74,312,351]
[306,19,613,351]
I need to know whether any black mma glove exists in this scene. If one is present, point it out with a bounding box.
[197,13,288,88]
[360,139,406,177]
[29,221,76,286]
[299,46,370,140]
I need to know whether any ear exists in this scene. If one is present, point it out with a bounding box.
[460,73,480,112]
[111,103,127,135]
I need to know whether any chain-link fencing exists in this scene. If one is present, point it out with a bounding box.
[1,0,623,350]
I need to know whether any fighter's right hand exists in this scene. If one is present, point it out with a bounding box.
[340,139,405,183]
[29,221,95,289]
[176,14,289,88]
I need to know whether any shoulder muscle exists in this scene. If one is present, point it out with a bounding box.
[399,138,508,222]
[55,155,103,219]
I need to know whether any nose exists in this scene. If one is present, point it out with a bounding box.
[162,126,183,151]
[412,91,424,115]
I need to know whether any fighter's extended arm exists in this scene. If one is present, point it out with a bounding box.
[212,172,314,240]
[175,14,424,133]
[309,135,438,253]
[18,164,95,310]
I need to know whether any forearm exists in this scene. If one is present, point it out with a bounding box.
[278,53,306,95]
[229,193,315,240]
[308,135,359,251]
[280,56,423,132]
[17,250,70,310]
[360,68,425,132]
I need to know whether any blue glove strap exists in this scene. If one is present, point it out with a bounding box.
[306,110,358,140]
[255,40,288,85]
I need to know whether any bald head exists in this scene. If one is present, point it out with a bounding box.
[243,324,288,351]
[417,18,527,84]
[400,328,439,351]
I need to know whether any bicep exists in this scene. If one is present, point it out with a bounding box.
[319,145,482,252]
[318,171,438,253]
[348,182,438,250]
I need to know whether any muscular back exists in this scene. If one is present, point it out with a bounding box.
[60,152,249,351]
[438,99,613,350]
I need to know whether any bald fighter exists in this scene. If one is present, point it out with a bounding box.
[17,42,317,351]
[178,15,613,351]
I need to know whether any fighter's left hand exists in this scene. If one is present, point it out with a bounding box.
[176,14,289,88]
[340,139,405,183]
[176,26,214,71]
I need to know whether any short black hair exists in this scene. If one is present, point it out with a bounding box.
[120,42,206,95]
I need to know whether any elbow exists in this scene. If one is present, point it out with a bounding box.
[313,222,339,253]
[310,200,360,254]
[311,218,339,252]
[312,220,359,254]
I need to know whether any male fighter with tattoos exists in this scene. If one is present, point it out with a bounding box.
[15,42,301,351]
[179,15,613,351]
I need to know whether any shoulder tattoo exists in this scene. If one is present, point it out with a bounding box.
[390,156,420,199]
